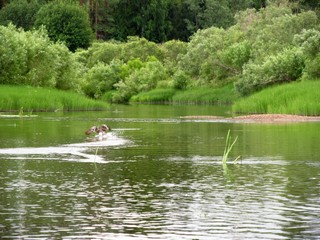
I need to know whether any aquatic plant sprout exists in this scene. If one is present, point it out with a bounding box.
[222,129,238,165]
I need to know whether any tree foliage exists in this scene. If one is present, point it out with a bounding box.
[1,2,320,104]
[0,0,40,30]
[35,1,92,51]
[0,24,82,90]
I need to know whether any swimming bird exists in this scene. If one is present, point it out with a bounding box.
[85,124,111,139]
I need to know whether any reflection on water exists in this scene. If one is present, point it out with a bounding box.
[1,105,320,239]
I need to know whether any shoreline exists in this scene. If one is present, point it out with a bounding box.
[180,114,320,123]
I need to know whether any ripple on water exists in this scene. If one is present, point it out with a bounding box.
[1,154,320,239]
[0,132,129,163]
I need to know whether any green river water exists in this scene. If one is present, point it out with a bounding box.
[0,104,319,239]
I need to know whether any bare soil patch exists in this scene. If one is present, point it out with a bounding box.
[181,114,320,123]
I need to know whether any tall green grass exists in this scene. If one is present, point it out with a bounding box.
[130,84,239,104]
[130,88,176,103]
[172,84,239,104]
[0,85,109,112]
[233,80,320,116]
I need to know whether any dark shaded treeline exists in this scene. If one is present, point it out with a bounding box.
[1,0,319,43]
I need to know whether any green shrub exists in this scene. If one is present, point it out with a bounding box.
[294,29,320,57]
[83,60,123,99]
[161,40,187,73]
[112,57,167,103]
[293,29,320,80]
[303,54,320,79]
[235,48,305,95]
[178,26,246,85]
[121,36,164,62]
[35,1,92,51]
[86,41,123,67]
[0,24,81,90]
[171,70,190,90]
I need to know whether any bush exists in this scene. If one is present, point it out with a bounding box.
[0,24,81,90]
[303,54,320,79]
[171,70,190,90]
[294,29,320,57]
[121,36,164,62]
[35,1,92,52]
[83,60,123,99]
[178,26,246,85]
[161,40,187,73]
[86,41,123,67]
[235,48,305,95]
[112,57,167,103]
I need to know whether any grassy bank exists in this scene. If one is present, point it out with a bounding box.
[0,85,109,112]
[130,84,239,104]
[233,80,320,116]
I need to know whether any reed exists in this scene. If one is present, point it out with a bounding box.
[222,129,238,165]
[233,80,320,116]
[129,84,238,104]
[130,88,176,103]
[0,85,109,112]
[172,84,239,104]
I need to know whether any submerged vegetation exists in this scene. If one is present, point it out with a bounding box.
[0,1,320,113]
[0,85,109,112]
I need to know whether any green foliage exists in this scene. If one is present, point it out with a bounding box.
[233,6,318,95]
[35,1,92,51]
[223,40,252,70]
[82,37,163,67]
[86,41,123,67]
[178,27,246,85]
[121,37,164,62]
[303,54,320,79]
[109,0,171,43]
[293,29,320,80]
[112,57,167,103]
[235,48,305,95]
[83,59,123,99]
[171,70,191,90]
[0,0,40,30]
[237,7,318,61]
[294,29,320,57]
[160,39,188,73]
[233,80,320,116]
[0,24,81,90]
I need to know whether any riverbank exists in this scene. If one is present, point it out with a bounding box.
[130,84,239,104]
[233,80,320,116]
[181,114,320,123]
[0,85,109,112]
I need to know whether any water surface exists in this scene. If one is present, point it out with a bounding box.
[0,105,320,239]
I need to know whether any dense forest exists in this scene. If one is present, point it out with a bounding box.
[0,0,320,107]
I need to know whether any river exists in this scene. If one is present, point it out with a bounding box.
[0,104,319,239]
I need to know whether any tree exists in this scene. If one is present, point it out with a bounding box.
[35,1,92,51]
[0,24,81,90]
[0,0,40,30]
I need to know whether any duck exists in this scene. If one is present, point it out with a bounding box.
[85,124,111,139]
